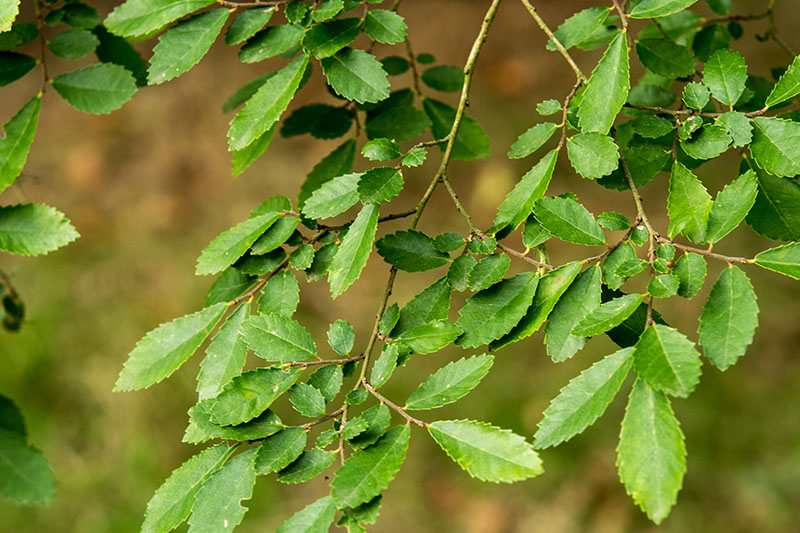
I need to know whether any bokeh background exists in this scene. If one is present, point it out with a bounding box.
[2,0,800,531]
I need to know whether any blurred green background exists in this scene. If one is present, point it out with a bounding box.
[2,0,800,531]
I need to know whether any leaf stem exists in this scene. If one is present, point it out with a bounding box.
[362,379,429,428]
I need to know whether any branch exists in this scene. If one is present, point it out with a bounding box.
[519,0,586,82]
[282,353,366,369]
[659,238,753,265]
[497,242,553,270]
[301,407,346,430]
[362,380,429,428]
[624,103,769,118]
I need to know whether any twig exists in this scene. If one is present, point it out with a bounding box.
[301,407,346,430]
[519,0,586,82]
[497,242,553,270]
[660,238,752,265]
[625,103,769,118]
[611,0,628,32]
[318,209,416,231]
[356,268,398,385]
[362,380,429,428]
[282,353,366,369]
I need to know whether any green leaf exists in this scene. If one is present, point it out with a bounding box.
[222,72,273,113]
[750,116,800,178]
[631,115,674,139]
[455,272,539,348]
[257,270,300,316]
[255,428,307,475]
[105,0,214,38]
[307,365,343,403]
[715,111,752,148]
[537,99,562,115]
[547,7,610,50]
[0,1,19,33]
[682,81,710,110]
[522,218,551,248]
[115,303,226,391]
[147,9,228,85]
[363,9,406,44]
[379,303,400,336]
[48,28,99,60]
[290,244,314,270]
[578,31,629,134]
[302,173,361,220]
[187,448,257,533]
[195,212,280,275]
[508,122,557,159]
[241,313,316,362]
[633,324,702,398]
[667,162,712,243]
[617,380,686,524]
[681,124,731,160]
[396,320,462,355]
[357,167,404,205]
[544,266,602,362]
[766,54,800,107]
[232,123,276,177]
[225,6,274,46]
[302,18,360,59]
[491,262,582,350]
[402,146,427,167]
[674,252,706,298]
[312,0,344,22]
[491,149,558,233]
[141,444,232,533]
[421,64,464,93]
[209,367,302,426]
[0,51,35,86]
[376,229,450,272]
[204,268,255,306]
[597,211,631,230]
[703,48,747,107]
[534,347,633,449]
[392,276,451,335]
[648,274,679,298]
[572,293,643,337]
[448,255,476,291]
[432,232,465,253]
[467,254,510,291]
[276,496,336,533]
[567,132,620,179]
[534,196,606,246]
[706,170,758,243]
[278,449,336,484]
[635,38,695,79]
[0,94,38,193]
[0,428,53,506]
[0,22,38,52]
[228,55,308,151]
[362,138,402,161]
[52,63,137,114]
[331,425,410,508]
[698,266,758,371]
[238,24,304,63]
[184,402,282,444]
[328,203,379,298]
[428,420,542,483]
[746,161,800,240]
[370,344,399,389]
[290,383,327,418]
[423,98,490,161]
[322,48,389,104]
[327,319,354,355]
[754,242,800,279]
[405,354,493,410]
[348,404,391,450]
[629,0,698,18]
[196,304,248,401]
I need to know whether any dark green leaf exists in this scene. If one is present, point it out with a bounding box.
[745,162,800,241]
[281,104,353,139]
[52,63,137,114]
[349,404,391,450]
[376,229,450,272]
[225,7,274,46]
[278,449,336,484]
[423,98,490,161]
[544,266,602,362]
[572,293,643,337]
[0,428,53,506]
[184,402,282,444]
[547,7,610,50]
[276,496,336,533]
[238,24,304,63]
[302,17,360,59]
[534,196,606,246]
[210,367,302,426]
[188,448,257,533]
[706,169,758,243]
[750,116,800,178]
[421,64,463,93]
[636,38,695,79]
[392,276,451,336]
[48,28,99,60]
[322,48,390,104]
[680,125,731,160]
[308,365,343,403]
[667,162,711,243]
[715,111,752,147]
[467,254,510,291]
[241,313,316,362]
[396,320,462,354]
[357,167,403,205]
[255,428,307,475]
[363,9,406,44]
[673,252,706,298]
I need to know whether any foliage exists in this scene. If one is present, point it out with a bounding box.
[2,0,800,530]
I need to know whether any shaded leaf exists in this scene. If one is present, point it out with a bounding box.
[0,428,53,506]
[423,98,490,161]
[572,293,643,337]
[544,266,602,362]
[376,229,450,272]
[278,449,336,484]
[255,428,307,475]
[196,303,248,401]
[195,212,280,275]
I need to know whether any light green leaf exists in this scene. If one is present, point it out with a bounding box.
[312,0,343,22]
[0,96,39,194]
[534,196,606,246]
[572,293,643,337]
[617,380,686,524]
[680,124,731,160]
[196,303,248,401]
[255,428,307,475]
[715,111,752,148]
[547,7,610,50]
[241,313,316,362]
[307,365,343,403]
[467,253,510,291]
[0,428,53,506]
[184,402,282,444]
[631,115,674,139]
[577,31,629,134]
[490,148,558,233]
[766,54,800,107]
[648,274,679,298]
[396,320,462,355]
[633,324,702,398]
[331,425,410,508]
[148,9,227,85]
[222,72,273,113]
[348,405,391,450]
[597,211,631,230]
[302,172,361,220]
[754,242,800,279]
[329,203,379,298]
[682,81,710,110]
[257,270,300,316]
[406,354,493,410]
[0,1,19,33]
[301,17,360,59]
[401,146,427,167]
[370,343,399,389]
[392,276,451,335]
[363,9,406,44]
[278,449,336,484]
[276,496,337,533]
[508,123,558,159]
[423,97,490,161]
[188,448,257,533]
[698,266,758,371]
[290,383,327,418]
[115,303,226,391]
[667,161,712,243]
[491,262,582,350]
[195,212,280,275]
[635,38,695,79]
[232,123,276,177]
[674,252,706,298]
[204,268,256,307]
[567,132,620,179]
[228,55,308,151]
[321,48,389,104]
[225,6,274,46]
[537,99,562,115]
[52,63,137,114]
[141,444,232,533]
[105,0,214,38]
[544,266,602,362]
[455,272,539,348]
[328,319,354,355]
[357,167,403,205]
[750,116,800,178]
[534,347,633,449]
[448,254,476,291]
[209,367,302,426]
[706,170,758,243]
[362,138,402,161]
[702,48,747,107]
[428,420,543,483]
[629,0,698,19]
[376,229,450,272]
[0,203,78,256]
[238,24,304,63]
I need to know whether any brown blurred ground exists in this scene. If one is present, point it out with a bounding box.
[2,1,800,531]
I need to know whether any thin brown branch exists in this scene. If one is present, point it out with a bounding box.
[318,209,416,231]
[356,268,398,385]
[625,103,769,118]
[611,0,628,32]
[301,407,346,430]
[282,353,365,369]
[362,380,429,428]
[497,243,553,270]
[660,238,753,265]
